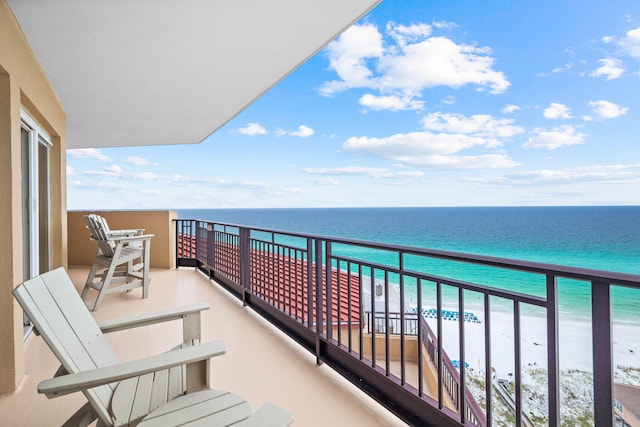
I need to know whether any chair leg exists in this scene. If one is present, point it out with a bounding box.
[92,261,118,311]
[142,241,151,299]
[126,260,134,292]
[81,262,100,300]
[61,402,98,427]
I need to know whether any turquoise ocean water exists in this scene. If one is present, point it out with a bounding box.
[176,206,640,322]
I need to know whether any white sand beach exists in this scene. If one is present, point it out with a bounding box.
[425,311,640,378]
[363,276,640,385]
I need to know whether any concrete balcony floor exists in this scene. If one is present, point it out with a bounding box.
[0,266,408,426]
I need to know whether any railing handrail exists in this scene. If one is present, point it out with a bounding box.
[175,218,640,288]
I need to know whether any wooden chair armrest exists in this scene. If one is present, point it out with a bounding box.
[107,228,143,236]
[107,234,154,243]
[98,303,210,333]
[38,340,225,398]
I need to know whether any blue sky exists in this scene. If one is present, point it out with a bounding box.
[67,0,640,209]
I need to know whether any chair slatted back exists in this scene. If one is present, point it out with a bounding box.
[14,267,120,424]
[85,214,116,257]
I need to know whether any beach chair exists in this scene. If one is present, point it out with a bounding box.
[82,213,153,311]
[13,267,225,427]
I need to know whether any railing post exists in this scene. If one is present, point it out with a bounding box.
[174,219,179,267]
[592,280,614,427]
[195,221,203,263]
[384,270,391,376]
[358,264,364,361]
[314,238,324,365]
[326,242,333,342]
[370,266,377,368]
[458,287,466,424]
[417,278,424,397]
[306,238,313,329]
[514,301,522,427]
[484,293,492,427]
[206,223,214,279]
[239,227,250,306]
[399,253,406,386]
[546,274,560,427]
[436,281,443,410]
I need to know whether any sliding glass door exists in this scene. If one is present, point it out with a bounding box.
[21,112,51,338]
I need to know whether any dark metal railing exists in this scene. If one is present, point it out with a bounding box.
[175,218,640,427]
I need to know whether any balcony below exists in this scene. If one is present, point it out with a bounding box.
[0,266,408,426]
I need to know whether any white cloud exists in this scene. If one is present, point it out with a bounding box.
[276,125,315,138]
[432,20,457,31]
[319,23,384,96]
[543,103,573,119]
[85,165,124,177]
[378,36,510,94]
[126,156,151,166]
[503,104,520,114]
[66,166,77,176]
[310,177,340,185]
[386,22,433,47]
[86,165,161,181]
[303,166,424,178]
[237,123,267,136]
[319,22,510,109]
[343,131,517,169]
[421,112,524,139]
[441,95,456,105]
[345,132,483,156]
[408,153,517,169]
[167,175,225,185]
[619,27,640,58]
[590,58,624,80]
[95,181,128,190]
[236,180,304,197]
[552,63,574,73]
[522,125,586,150]
[105,165,123,173]
[359,93,424,111]
[289,125,314,138]
[130,172,160,180]
[67,148,109,161]
[339,112,522,169]
[482,163,640,185]
[537,63,574,77]
[589,100,629,119]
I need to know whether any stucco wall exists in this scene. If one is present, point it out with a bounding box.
[0,0,66,394]
[68,210,177,269]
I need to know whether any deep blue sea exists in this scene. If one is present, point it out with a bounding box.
[176,206,640,321]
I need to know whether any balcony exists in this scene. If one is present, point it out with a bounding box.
[4,210,640,426]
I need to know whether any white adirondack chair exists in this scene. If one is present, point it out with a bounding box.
[82,214,153,311]
[14,267,224,427]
